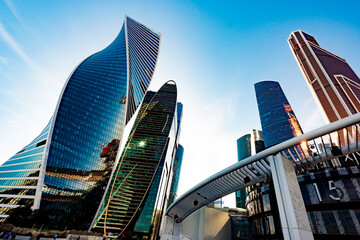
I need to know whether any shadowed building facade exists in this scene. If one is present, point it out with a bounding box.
[91,81,182,239]
[0,16,160,229]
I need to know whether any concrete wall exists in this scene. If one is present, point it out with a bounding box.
[181,207,231,240]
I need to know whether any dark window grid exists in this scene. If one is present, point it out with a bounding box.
[128,43,157,76]
[128,20,160,46]
[128,40,157,75]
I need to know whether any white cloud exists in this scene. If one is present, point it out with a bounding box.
[0,23,36,72]
[0,22,54,83]
[3,0,23,25]
[0,56,9,66]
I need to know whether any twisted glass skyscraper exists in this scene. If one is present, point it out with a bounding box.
[0,16,160,229]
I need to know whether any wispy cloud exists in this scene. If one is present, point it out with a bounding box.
[0,22,49,82]
[296,96,325,131]
[3,0,23,25]
[0,56,9,66]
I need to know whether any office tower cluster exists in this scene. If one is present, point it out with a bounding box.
[238,30,360,239]
[0,16,184,239]
[1,12,360,240]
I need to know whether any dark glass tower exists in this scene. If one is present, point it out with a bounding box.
[91,81,181,239]
[247,81,304,239]
[237,134,251,162]
[255,81,303,148]
[168,103,184,206]
[0,16,160,229]
[168,144,184,206]
[236,134,250,209]
[235,130,264,209]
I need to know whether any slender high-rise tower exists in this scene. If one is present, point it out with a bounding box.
[168,103,184,206]
[91,81,181,239]
[0,16,160,229]
[288,30,360,124]
[235,130,264,208]
[288,30,360,239]
[247,81,304,239]
[167,144,184,206]
[254,81,303,148]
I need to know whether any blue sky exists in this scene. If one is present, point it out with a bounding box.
[0,0,360,207]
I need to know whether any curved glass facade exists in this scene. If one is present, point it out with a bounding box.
[125,17,161,123]
[246,181,282,239]
[91,81,180,239]
[42,20,129,226]
[0,16,160,229]
[0,120,51,222]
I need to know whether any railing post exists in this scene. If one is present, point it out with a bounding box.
[161,215,182,240]
[268,153,314,240]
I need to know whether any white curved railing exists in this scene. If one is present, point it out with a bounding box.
[166,112,360,222]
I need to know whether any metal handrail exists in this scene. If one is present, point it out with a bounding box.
[166,112,360,216]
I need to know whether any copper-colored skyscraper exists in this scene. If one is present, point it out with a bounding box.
[288,30,360,124]
[288,31,360,238]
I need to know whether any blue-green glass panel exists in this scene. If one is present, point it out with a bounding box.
[3,154,43,166]
[9,147,45,160]
[0,170,39,178]
[0,162,41,172]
